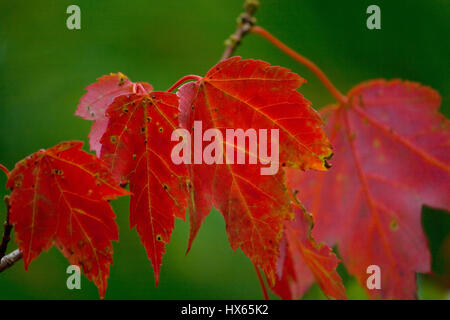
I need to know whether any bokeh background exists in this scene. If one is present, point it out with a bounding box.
[0,0,449,299]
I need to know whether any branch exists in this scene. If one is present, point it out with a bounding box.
[220,0,259,61]
[0,249,22,273]
[0,195,13,259]
[0,193,23,273]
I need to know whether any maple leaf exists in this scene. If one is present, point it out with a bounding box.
[177,57,332,284]
[99,89,188,285]
[288,79,450,299]
[6,141,128,298]
[272,204,346,300]
[75,73,153,156]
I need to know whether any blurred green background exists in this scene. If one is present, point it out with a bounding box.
[0,0,449,299]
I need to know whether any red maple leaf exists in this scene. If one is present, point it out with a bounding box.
[99,88,188,285]
[177,57,332,284]
[6,141,128,298]
[75,73,153,156]
[288,80,450,299]
[272,204,346,300]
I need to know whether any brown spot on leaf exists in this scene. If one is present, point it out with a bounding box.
[390,219,399,231]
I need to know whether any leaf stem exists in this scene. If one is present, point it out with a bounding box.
[250,26,348,105]
[167,75,203,93]
[253,263,269,300]
[0,164,9,178]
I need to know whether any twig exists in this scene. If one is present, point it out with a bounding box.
[0,191,23,273]
[0,249,22,273]
[0,195,13,259]
[221,0,259,61]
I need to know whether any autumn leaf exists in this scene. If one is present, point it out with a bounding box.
[75,73,153,156]
[6,141,128,298]
[99,89,188,285]
[288,79,450,299]
[272,204,346,300]
[177,57,332,283]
